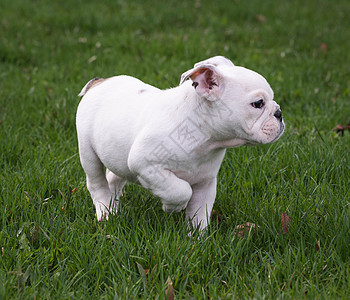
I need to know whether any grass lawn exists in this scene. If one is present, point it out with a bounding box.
[1,0,349,298]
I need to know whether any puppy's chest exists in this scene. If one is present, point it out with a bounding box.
[141,117,226,183]
[145,139,225,184]
[173,165,215,185]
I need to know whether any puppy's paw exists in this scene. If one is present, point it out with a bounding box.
[95,201,118,221]
[95,203,109,221]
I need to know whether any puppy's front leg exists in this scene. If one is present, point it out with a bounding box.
[186,178,217,231]
[133,165,193,213]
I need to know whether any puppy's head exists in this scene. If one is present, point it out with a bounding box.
[180,56,285,145]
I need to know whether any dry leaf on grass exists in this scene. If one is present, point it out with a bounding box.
[211,209,224,222]
[315,240,321,252]
[281,212,291,237]
[165,277,175,300]
[255,14,266,23]
[320,43,328,53]
[333,121,350,135]
[234,222,257,238]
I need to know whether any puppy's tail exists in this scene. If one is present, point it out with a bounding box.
[78,77,105,97]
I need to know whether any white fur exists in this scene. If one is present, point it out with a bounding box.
[76,56,285,230]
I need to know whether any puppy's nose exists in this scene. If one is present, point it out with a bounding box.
[274,109,282,121]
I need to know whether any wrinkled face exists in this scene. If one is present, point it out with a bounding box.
[181,56,285,145]
[223,66,285,144]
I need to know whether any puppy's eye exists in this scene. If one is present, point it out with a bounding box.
[251,99,265,109]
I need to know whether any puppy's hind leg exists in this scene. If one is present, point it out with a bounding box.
[79,146,113,221]
[106,169,126,202]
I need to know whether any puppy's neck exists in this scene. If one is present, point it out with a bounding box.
[173,82,247,151]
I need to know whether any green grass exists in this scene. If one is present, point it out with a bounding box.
[1,0,350,298]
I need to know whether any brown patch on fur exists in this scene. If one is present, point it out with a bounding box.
[85,77,109,93]
[138,89,146,94]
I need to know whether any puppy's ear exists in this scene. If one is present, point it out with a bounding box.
[193,56,234,68]
[180,64,223,101]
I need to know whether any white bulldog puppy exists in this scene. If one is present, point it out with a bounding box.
[76,56,284,230]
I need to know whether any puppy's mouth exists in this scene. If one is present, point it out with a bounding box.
[258,117,285,144]
[271,121,285,142]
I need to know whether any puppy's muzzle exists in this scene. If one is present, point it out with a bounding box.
[274,109,283,122]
